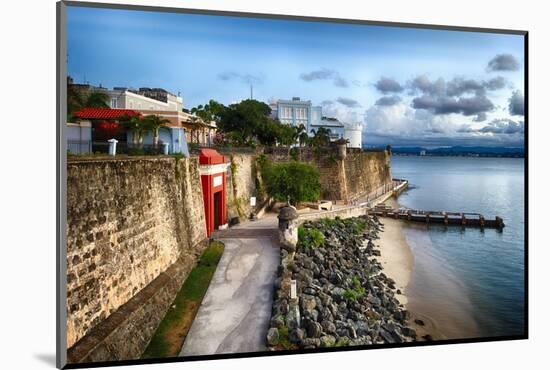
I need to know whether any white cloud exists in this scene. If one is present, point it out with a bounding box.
[363,100,524,146]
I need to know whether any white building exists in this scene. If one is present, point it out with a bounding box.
[343,123,362,148]
[310,117,345,141]
[106,87,183,112]
[104,87,215,147]
[272,97,345,140]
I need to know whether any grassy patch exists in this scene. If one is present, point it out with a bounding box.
[343,275,366,303]
[272,326,298,351]
[141,241,224,359]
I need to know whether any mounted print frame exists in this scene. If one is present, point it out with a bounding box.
[57,1,528,368]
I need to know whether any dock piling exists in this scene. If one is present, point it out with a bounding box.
[371,207,504,230]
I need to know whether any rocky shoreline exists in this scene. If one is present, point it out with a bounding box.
[266,216,419,350]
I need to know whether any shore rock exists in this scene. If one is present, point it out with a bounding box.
[320,335,336,348]
[266,216,418,350]
[267,328,279,346]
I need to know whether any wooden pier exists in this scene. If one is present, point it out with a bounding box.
[370,204,505,230]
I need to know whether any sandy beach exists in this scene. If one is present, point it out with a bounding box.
[376,197,446,341]
[376,198,412,299]
[376,218,412,304]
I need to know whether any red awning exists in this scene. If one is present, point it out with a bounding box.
[73,108,141,120]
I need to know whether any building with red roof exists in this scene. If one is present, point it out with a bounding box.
[73,108,141,120]
[69,107,190,155]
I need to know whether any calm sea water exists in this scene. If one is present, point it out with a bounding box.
[391,156,525,338]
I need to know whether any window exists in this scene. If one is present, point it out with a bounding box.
[283,107,291,119]
[111,98,117,108]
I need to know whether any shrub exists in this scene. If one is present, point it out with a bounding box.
[298,226,324,249]
[344,289,359,302]
[289,147,299,161]
[276,326,296,350]
[344,276,366,302]
[349,218,366,235]
[262,161,321,205]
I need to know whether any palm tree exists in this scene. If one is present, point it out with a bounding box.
[119,115,146,146]
[85,91,110,108]
[310,127,331,147]
[143,115,171,146]
[67,79,110,120]
[67,83,85,120]
[297,124,309,147]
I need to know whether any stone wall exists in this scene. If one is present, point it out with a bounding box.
[265,147,392,201]
[66,156,207,355]
[225,152,259,221]
[67,253,199,363]
[343,150,392,201]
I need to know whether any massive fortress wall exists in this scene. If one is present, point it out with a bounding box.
[66,156,207,360]
[64,148,391,362]
[266,147,392,201]
[343,150,392,201]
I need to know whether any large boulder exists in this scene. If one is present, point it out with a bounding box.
[304,319,323,338]
[289,328,305,343]
[300,295,317,311]
[319,335,336,348]
[267,328,280,346]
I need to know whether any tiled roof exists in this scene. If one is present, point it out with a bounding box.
[73,108,141,120]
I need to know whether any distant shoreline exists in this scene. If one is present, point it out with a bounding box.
[391,154,524,158]
[362,145,525,158]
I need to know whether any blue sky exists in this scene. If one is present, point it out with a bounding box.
[67,6,525,147]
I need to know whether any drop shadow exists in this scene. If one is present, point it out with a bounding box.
[34,353,56,367]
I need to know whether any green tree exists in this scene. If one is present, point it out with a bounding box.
[262,161,321,205]
[119,115,147,145]
[297,124,309,147]
[85,91,110,108]
[256,119,284,146]
[143,115,171,146]
[217,99,272,146]
[67,82,85,121]
[310,127,331,147]
[67,77,110,120]
[190,99,225,123]
[278,124,299,147]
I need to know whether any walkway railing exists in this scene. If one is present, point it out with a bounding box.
[67,140,91,154]
[299,179,408,224]
[91,141,165,155]
[350,178,409,207]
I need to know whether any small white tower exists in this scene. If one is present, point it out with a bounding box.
[344,123,362,148]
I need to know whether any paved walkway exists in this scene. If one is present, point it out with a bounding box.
[179,215,279,356]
